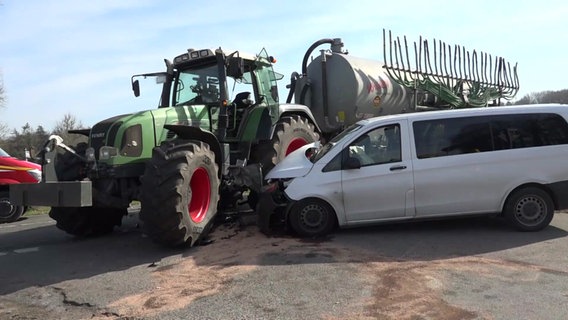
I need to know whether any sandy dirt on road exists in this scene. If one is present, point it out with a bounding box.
[94,221,567,320]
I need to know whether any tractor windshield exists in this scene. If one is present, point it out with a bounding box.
[174,64,220,106]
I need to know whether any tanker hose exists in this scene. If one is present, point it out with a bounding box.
[286,72,300,103]
[301,39,336,75]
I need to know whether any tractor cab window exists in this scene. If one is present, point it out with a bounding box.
[174,64,220,106]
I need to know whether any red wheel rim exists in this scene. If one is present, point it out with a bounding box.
[286,137,308,156]
[189,167,211,223]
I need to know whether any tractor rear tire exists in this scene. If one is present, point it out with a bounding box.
[262,115,319,173]
[140,140,220,247]
[49,206,125,236]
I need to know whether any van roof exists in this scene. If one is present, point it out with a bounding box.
[359,104,568,125]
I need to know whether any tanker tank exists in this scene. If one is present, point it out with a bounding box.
[290,34,519,138]
[295,50,412,135]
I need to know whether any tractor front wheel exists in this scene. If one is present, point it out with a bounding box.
[140,140,220,247]
[49,206,125,236]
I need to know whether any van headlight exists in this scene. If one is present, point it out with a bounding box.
[27,169,42,182]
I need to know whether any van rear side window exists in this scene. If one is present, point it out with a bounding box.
[413,113,568,159]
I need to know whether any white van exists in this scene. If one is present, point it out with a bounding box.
[259,104,568,237]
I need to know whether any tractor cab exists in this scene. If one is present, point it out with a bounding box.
[131,48,283,145]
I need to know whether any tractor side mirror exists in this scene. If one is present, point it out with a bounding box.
[132,79,140,97]
[227,57,244,78]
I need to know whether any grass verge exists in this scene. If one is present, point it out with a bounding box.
[25,206,50,216]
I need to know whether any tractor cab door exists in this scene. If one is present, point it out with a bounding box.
[254,48,283,124]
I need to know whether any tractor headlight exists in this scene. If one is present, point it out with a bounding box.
[85,147,96,162]
[99,146,118,160]
[27,169,42,182]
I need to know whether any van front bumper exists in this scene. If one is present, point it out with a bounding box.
[256,181,294,234]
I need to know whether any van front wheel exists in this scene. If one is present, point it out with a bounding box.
[289,199,336,237]
[504,187,554,231]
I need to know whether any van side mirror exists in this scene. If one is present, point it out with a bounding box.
[227,57,244,78]
[344,156,361,169]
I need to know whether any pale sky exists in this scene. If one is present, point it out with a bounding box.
[1,0,567,132]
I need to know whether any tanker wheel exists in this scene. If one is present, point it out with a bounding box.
[0,191,25,223]
[262,115,319,173]
[140,140,220,247]
[49,206,126,236]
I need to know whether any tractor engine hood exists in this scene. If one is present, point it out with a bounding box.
[265,143,317,180]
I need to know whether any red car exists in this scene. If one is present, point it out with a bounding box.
[0,147,41,222]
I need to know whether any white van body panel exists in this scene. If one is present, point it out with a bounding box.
[268,104,568,230]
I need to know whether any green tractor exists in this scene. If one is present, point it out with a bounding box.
[10,47,319,246]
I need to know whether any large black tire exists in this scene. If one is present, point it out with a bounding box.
[0,190,25,223]
[140,140,220,247]
[49,206,126,236]
[49,142,125,236]
[263,115,319,172]
[503,187,554,231]
[289,198,337,237]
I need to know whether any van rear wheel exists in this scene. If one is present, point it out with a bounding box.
[504,187,554,231]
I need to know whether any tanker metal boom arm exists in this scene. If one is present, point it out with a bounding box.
[383,29,519,108]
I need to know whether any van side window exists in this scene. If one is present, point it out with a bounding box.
[347,124,401,166]
[492,114,568,150]
[414,113,568,159]
[414,117,492,158]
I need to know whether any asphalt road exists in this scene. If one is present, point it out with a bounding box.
[0,210,567,320]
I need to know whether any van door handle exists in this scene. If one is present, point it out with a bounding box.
[390,165,407,171]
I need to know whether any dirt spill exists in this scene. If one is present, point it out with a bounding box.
[97,223,565,319]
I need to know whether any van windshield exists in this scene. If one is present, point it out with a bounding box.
[0,148,10,157]
[311,123,363,163]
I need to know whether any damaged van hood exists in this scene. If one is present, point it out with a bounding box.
[265,144,316,180]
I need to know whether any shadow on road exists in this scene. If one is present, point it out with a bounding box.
[0,214,175,296]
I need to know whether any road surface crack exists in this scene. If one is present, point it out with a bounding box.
[52,286,95,308]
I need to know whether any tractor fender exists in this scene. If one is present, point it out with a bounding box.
[163,125,223,179]
[277,103,322,134]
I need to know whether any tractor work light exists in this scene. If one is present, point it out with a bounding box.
[85,147,96,162]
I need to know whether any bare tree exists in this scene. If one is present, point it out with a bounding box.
[515,89,568,105]
[0,76,5,108]
[52,113,88,147]
[0,123,8,140]
[0,73,9,139]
